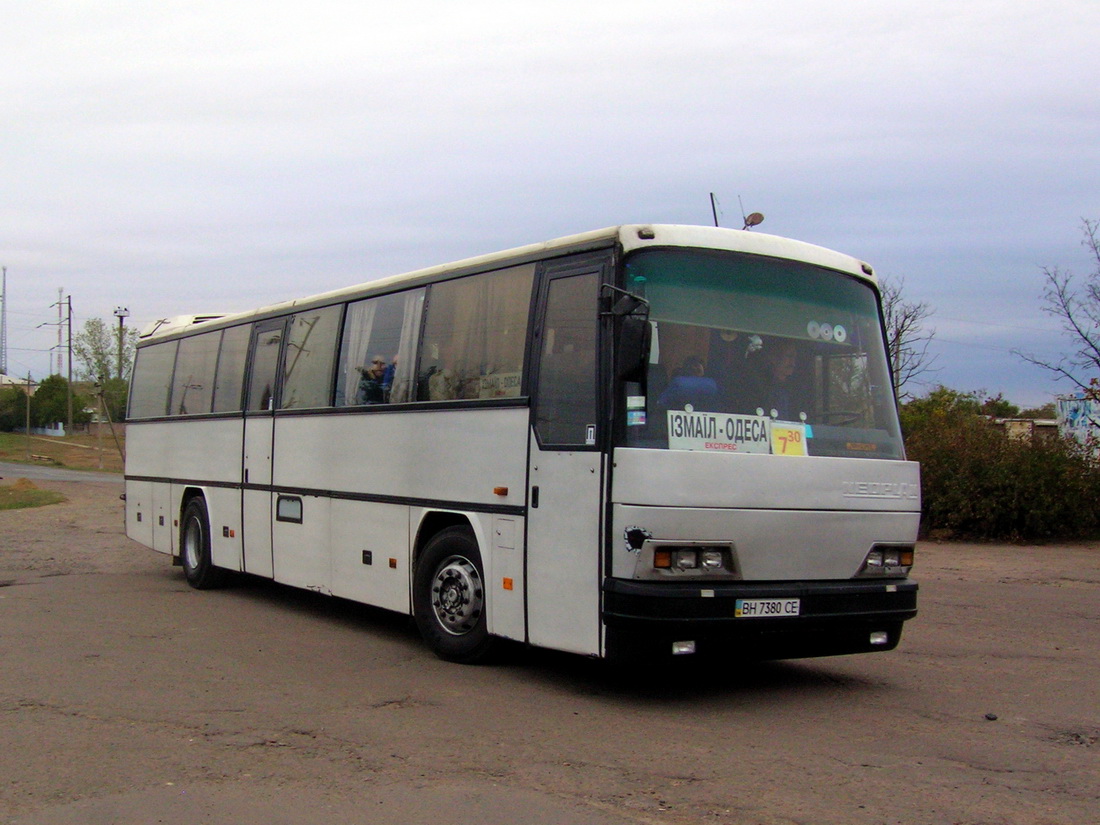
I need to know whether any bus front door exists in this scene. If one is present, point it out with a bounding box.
[526,267,604,656]
[240,318,284,579]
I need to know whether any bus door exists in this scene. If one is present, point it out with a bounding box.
[526,262,606,656]
[241,317,284,579]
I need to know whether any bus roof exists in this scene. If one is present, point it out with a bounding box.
[138,224,876,341]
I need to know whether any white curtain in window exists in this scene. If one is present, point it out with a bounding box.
[341,300,377,405]
[389,290,424,403]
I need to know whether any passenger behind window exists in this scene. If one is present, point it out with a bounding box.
[729,337,808,421]
[357,355,389,404]
[657,356,718,410]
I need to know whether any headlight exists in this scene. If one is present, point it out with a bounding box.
[700,549,725,569]
[652,545,732,574]
[673,549,698,569]
[857,544,914,577]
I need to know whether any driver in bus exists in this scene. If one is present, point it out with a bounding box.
[724,337,806,421]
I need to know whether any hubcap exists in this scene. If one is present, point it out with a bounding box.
[430,555,483,636]
[183,517,202,570]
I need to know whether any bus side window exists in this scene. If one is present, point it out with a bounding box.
[129,340,178,418]
[535,273,598,445]
[170,330,220,415]
[211,324,250,413]
[416,265,534,402]
[336,289,424,406]
[246,324,284,412]
[280,305,341,409]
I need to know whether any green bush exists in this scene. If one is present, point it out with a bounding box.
[902,388,1100,541]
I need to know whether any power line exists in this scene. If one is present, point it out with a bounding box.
[934,314,1060,335]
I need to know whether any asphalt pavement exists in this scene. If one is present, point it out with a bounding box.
[0,460,122,484]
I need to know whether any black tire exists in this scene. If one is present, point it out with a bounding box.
[179,497,227,590]
[413,526,495,663]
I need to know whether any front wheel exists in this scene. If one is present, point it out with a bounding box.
[413,526,494,663]
[180,497,227,590]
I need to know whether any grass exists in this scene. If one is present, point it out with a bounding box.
[0,429,126,474]
[0,478,67,510]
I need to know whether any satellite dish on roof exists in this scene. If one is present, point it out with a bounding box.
[743,212,764,230]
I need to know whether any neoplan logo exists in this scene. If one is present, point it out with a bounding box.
[842,481,919,500]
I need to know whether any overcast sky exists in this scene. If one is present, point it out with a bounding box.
[3,1,1098,407]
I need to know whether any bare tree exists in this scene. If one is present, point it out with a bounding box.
[1015,219,1100,402]
[879,275,937,401]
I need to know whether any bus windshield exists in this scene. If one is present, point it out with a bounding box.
[619,247,904,459]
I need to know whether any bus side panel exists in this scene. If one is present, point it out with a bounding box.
[487,514,525,642]
[126,418,245,562]
[330,500,410,614]
[272,495,332,594]
[271,408,529,512]
[126,419,244,486]
[125,479,155,551]
[151,482,174,553]
[270,409,530,633]
[202,485,244,572]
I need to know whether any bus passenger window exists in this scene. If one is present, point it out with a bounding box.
[336,289,424,406]
[129,340,178,418]
[281,305,341,409]
[416,265,534,402]
[170,331,220,415]
[211,324,250,413]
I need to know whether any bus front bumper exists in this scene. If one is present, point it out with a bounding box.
[601,577,918,662]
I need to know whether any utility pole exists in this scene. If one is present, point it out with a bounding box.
[66,295,73,434]
[1,266,8,376]
[25,371,31,461]
[114,306,130,380]
[57,287,63,376]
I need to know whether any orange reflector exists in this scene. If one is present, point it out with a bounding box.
[493,486,509,496]
[654,549,672,569]
[900,550,914,566]
[502,577,514,591]
[388,558,397,569]
[229,530,235,538]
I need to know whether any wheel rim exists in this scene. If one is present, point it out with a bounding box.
[430,555,484,636]
[182,515,203,571]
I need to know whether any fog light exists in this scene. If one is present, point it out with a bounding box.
[869,631,889,645]
[672,640,696,655]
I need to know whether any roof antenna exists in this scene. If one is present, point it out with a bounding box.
[709,192,720,227]
[739,195,764,230]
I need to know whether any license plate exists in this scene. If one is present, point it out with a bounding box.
[735,598,800,618]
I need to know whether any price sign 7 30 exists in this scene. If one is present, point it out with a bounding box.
[771,424,807,456]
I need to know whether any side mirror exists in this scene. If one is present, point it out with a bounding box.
[601,284,651,382]
[617,314,651,382]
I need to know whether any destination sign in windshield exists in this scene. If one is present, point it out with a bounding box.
[667,410,772,454]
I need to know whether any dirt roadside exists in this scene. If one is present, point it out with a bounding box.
[1,478,1098,825]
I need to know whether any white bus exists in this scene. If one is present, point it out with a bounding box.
[125,225,919,663]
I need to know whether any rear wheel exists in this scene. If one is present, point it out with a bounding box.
[180,497,227,590]
[413,526,494,663]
